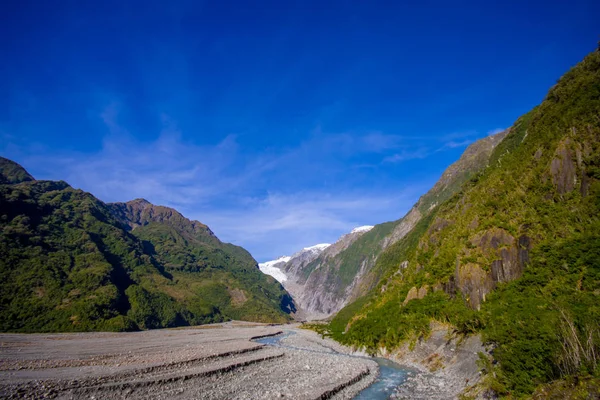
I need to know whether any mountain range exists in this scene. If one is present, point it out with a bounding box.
[1,44,599,399]
[0,159,293,332]
[260,128,508,319]
[259,46,600,397]
[316,46,600,397]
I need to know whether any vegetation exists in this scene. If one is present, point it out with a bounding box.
[0,158,34,184]
[0,164,292,332]
[325,48,600,397]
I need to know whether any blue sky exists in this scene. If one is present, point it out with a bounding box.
[1,1,599,261]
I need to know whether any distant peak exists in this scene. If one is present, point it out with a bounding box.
[261,255,291,265]
[128,198,152,206]
[0,157,35,184]
[351,225,374,234]
[303,243,331,251]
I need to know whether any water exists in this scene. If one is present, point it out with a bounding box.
[253,331,410,399]
[253,332,293,346]
[353,357,410,399]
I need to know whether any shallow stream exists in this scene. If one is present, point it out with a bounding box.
[253,331,411,399]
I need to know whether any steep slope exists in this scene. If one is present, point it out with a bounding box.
[108,199,295,321]
[259,244,331,318]
[328,48,600,396]
[0,157,34,184]
[108,199,259,273]
[276,130,507,318]
[0,163,292,332]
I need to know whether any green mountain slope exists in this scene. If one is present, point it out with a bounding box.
[0,157,34,184]
[108,199,295,321]
[0,166,292,332]
[328,48,600,396]
[280,129,507,318]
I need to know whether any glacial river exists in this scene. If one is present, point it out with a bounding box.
[254,331,411,399]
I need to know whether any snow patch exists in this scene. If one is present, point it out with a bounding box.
[351,225,374,234]
[258,256,290,283]
[303,243,331,251]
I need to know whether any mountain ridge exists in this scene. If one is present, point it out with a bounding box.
[325,47,600,397]
[0,157,35,184]
[268,128,509,319]
[0,161,293,332]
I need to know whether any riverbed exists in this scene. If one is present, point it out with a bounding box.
[0,322,382,399]
[254,330,413,399]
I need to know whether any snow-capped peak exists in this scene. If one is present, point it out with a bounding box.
[303,243,331,251]
[261,255,291,266]
[351,225,374,234]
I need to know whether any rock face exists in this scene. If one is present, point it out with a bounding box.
[259,130,509,319]
[551,139,577,194]
[259,243,333,319]
[388,322,487,400]
[281,243,332,281]
[453,228,532,309]
[109,198,216,240]
[402,285,429,305]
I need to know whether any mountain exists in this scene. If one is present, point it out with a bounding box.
[265,129,508,319]
[0,157,34,184]
[258,256,291,283]
[260,243,332,318]
[326,48,600,396]
[0,161,293,332]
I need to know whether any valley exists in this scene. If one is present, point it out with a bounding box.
[0,320,488,399]
[1,37,599,400]
[0,321,378,399]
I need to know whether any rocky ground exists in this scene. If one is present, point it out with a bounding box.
[0,322,378,400]
[386,322,487,399]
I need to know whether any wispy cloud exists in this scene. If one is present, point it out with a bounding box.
[195,189,423,260]
[439,139,474,150]
[2,102,501,260]
[382,148,429,163]
[487,127,505,136]
[361,131,404,152]
[381,129,488,164]
[1,104,432,260]
[3,106,246,209]
[438,130,478,141]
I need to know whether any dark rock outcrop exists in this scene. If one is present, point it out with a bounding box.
[551,138,578,194]
[456,228,532,309]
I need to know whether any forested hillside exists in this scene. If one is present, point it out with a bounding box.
[0,158,293,332]
[327,47,600,396]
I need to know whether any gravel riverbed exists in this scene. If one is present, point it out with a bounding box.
[0,322,378,399]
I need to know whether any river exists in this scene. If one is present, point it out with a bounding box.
[253,330,412,399]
